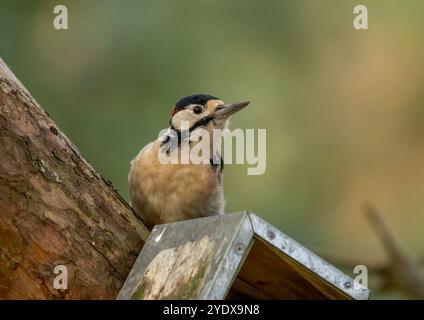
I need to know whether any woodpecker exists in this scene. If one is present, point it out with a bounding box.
[128,94,249,229]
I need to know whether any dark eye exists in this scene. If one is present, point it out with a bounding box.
[193,105,203,114]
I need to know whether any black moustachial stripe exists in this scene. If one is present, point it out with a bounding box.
[189,114,214,132]
[167,112,215,147]
[162,115,216,156]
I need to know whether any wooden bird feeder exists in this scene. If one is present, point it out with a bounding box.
[117,211,371,300]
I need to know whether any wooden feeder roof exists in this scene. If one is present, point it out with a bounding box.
[118,211,371,300]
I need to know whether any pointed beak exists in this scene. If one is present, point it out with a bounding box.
[213,101,250,119]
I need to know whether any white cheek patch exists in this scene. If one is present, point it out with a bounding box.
[171,109,197,130]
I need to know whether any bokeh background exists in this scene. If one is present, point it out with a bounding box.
[1,0,423,299]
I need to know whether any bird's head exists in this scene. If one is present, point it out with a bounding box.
[170,94,249,133]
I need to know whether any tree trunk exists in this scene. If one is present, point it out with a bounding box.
[0,58,149,299]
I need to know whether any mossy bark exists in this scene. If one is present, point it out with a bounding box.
[0,58,149,299]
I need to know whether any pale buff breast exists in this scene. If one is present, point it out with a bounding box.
[129,140,224,229]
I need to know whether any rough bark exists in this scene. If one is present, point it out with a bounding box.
[0,57,149,299]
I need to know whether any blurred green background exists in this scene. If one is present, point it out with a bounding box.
[1,0,423,299]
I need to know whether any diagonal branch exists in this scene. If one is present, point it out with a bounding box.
[0,57,149,299]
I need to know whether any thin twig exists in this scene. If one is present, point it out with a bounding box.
[364,203,424,299]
